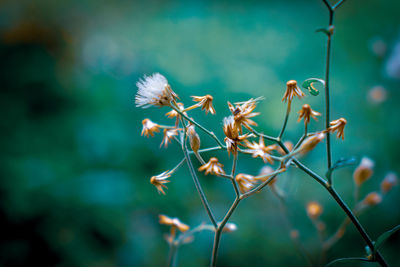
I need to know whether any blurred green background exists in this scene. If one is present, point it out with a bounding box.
[0,0,399,266]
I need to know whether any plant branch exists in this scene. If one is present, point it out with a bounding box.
[180,117,218,228]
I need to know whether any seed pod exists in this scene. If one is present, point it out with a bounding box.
[187,125,200,153]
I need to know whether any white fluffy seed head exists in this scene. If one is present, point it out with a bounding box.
[135,73,175,108]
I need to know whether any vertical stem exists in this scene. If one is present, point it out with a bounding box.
[324,10,334,175]
[210,153,240,267]
[210,198,241,267]
[168,243,178,267]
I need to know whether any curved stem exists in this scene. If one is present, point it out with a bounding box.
[278,103,291,140]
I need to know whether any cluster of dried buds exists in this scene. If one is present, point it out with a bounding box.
[135,73,396,263]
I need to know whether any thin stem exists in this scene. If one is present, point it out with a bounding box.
[294,124,308,150]
[333,0,347,10]
[168,243,178,267]
[278,103,291,140]
[172,105,225,148]
[248,127,277,142]
[210,198,240,267]
[210,153,240,267]
[180,117,218,228]
[271,187,314,267]
[277,141,388,266]
[324,10,334,176]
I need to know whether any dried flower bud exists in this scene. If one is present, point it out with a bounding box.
[223,116,248,155]
[381,172,398,194]
[282,80,305,103]
[141,118,160,137]
[159,214,190,232]
[328,118,347,140]
[307,201,323,220]
[150,170,172,195]
[160,128,179,148]
[297,104,321,125]
[188,125,200,153]
[353,157,374,186]
[245,137,276,164]
[192,95,216,114]
[235,173,256,193]
[198,157,225,176]
[363,192,382,206]
[298,133,325,155]
[222,223,238,233]
[227,98,261,133]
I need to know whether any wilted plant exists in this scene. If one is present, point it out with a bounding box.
[135,1,398,266]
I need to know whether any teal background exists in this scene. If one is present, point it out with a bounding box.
[0,0,399,266]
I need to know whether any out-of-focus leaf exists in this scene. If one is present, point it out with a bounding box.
[302,78,325,96]
[325,257,372,267]
[373,225,400,254]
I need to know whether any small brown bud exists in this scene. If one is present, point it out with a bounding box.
[299,133,325,155]
[188,125,200,153]
[381,172,398,194]
[353,157,374,186]
[363,192,382,206]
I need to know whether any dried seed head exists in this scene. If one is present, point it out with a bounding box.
[198,157,225,176]
[381,172,398,194]
[245,137,277,164]
[159,214,190,232]
[353,157,374,186]
[192,95,216,114]
[160,128,179,148]
[227,97,261,133]
[223,116,248,155]
[299,133,325,155]
[307,201,323,220]
[136,73,178,108]
[235,173,256,193]
[363,192,382,206]
[188,124,200,153]
[282,80,305,103]
[141,118,161,137]
[329,118,347,140]
[297,104,321,125]
[222,223,238,233]
[150,170,172,195]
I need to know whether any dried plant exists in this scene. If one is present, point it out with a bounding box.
[135,1,398,266]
